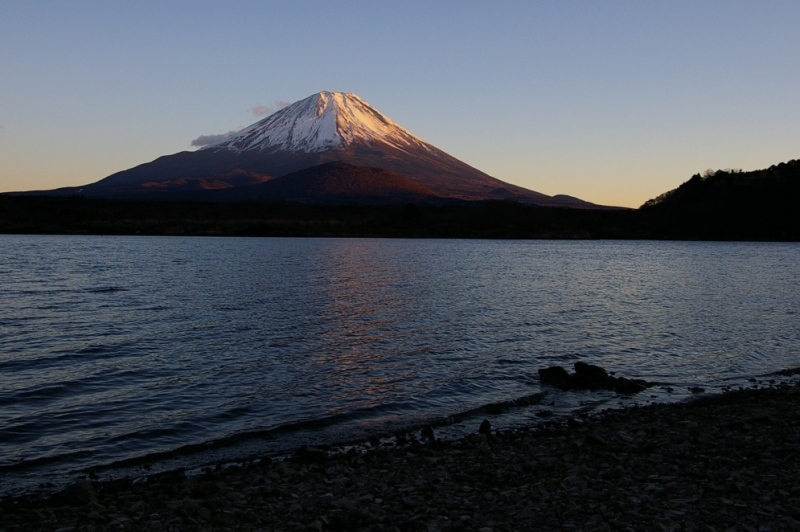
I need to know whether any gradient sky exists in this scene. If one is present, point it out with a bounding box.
[1,1,798,207]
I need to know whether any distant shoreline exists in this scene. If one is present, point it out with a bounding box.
[2,194,798,241]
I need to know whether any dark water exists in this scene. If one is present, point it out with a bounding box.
[1,236,798,494]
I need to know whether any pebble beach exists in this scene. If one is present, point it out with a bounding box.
[2,377,800,531]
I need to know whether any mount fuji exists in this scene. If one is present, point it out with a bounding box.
[39,91,599,207]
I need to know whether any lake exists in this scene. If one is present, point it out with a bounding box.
[1,236,798,494]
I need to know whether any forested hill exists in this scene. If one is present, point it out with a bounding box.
[638,160,800,240]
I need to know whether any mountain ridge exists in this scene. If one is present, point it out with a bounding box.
[27,91,603,208]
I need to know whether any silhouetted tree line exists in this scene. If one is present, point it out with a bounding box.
[639,159,800,240]
[1,160,797,240]
[0,196,638,239]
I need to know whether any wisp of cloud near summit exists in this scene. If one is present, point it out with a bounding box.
[191,100,292,148]
[250,101,291,119]
[190,131,240,148]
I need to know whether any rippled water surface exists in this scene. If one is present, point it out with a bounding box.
[1,236,798,492]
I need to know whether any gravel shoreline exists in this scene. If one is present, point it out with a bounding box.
[2,381,800,531]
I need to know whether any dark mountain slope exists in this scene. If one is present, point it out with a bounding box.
[225,162,442,204]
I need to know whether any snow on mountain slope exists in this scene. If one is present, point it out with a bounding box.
[204,91,439,155]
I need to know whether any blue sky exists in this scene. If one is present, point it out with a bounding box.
[1,1,798,207]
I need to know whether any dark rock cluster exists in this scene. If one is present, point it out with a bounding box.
[538,361,655,394]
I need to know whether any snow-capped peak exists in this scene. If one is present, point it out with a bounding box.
[203,91,437,154]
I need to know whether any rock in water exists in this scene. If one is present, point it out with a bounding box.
[538,366,572,389]
[573,361,611,390]
[538,361,654,394]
